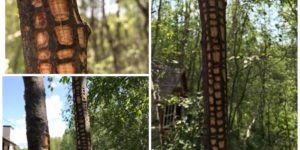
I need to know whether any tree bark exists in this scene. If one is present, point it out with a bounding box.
[17,0,91,74]
[23,77,50,150]
[199,0,227,150]
[72,77,91,150]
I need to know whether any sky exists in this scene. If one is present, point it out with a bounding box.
[3,77,69,148]
[79,0,121,19]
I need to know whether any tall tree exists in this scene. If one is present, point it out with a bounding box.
[152,0,162,57]
[23,77,50,149]
[72,77,91,149]
[17,0,90,73]
[199,0,227,150]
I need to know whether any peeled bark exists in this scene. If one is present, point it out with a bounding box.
[17,0,91,74]
[199,0,227,150]
[72,77,91,150]
[23,77,50,150]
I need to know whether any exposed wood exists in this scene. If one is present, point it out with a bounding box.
[72,77,91,150]
[199,0,227,149]
[17,0,90,73]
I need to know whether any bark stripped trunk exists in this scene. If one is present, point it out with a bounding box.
[199,0,227,150]
[17,0,91,74]
[23,77,50,150]
[72,77,91,150]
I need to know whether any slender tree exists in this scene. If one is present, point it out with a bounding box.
[17,0,90,73]
[23,77,50,149]
[152,0,162,57]
[72,77,91,150]
[135,0,149,36]
[199,0,227,150]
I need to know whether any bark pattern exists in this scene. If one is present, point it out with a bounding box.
[17,0,90,73]
[199,0,227,149]
[72,77,91,150]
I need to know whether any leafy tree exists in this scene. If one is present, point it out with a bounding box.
[60,77,149,149]
[50,137,62,150]
[60,129,76,150]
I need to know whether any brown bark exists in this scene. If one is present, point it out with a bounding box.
[72,77,91,150]
[17,0,91,74]
[199,0,227,150]
[23,77,50,150]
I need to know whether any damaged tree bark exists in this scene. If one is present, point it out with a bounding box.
[199,0,227,150]
[72,77,91,150]
[17,0,91,74]
[23,77,50,150]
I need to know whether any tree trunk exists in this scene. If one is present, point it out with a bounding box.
[152,0,162,57]
[17,0,91,74]
[72,77,91,150]
[23,77,50,150]
[199,0,227,150]
[135,0,149,36]
[113,0,122,72]
[101,0,121,72]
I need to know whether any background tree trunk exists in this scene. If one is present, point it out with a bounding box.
[152,0,162,57]
[72,77,91,150]
[23,77,50,150]
[199,0,227,149]
[17,0,90,74]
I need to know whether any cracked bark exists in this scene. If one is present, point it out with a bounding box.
[72,77,91,150]
[199,0,227,150]
[17,0,90,74]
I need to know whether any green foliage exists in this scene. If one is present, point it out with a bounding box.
[5,0,23,73]
[60,128,76,150]
[164,95,204,150]
[60,77,149,149]
[87,77,148,149]
[50,137,62,150]
[16,146,28,150]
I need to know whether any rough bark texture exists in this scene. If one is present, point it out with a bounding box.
[72,77,91,150]
[199,0,227,150]
[23,77,50,150]
[17,0,90,74]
